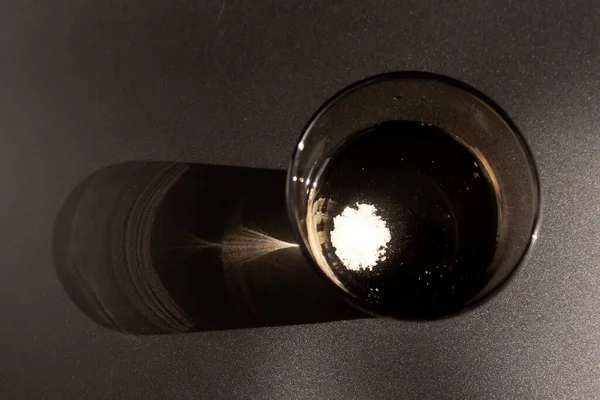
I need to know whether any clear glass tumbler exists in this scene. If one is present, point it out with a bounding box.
[286,72,540,319]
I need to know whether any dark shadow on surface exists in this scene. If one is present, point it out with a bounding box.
[53,161,366,335]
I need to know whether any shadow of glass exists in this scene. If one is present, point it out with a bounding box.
[53,161,367,335]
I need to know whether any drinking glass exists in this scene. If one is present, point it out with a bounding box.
[286,72,540,319]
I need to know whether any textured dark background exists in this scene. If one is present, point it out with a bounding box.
[1,0,599,398]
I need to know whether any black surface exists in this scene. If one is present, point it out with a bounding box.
[1,0,599,398]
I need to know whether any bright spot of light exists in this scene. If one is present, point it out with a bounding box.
[298,142,305,151]
[330,203,391,271]
[292,176,297,182]
[532,233,538,241]
[306,178,311,186]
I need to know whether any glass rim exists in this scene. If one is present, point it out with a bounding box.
[286,71,542,319]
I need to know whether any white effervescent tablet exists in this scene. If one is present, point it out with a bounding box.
[330,203,391,271]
